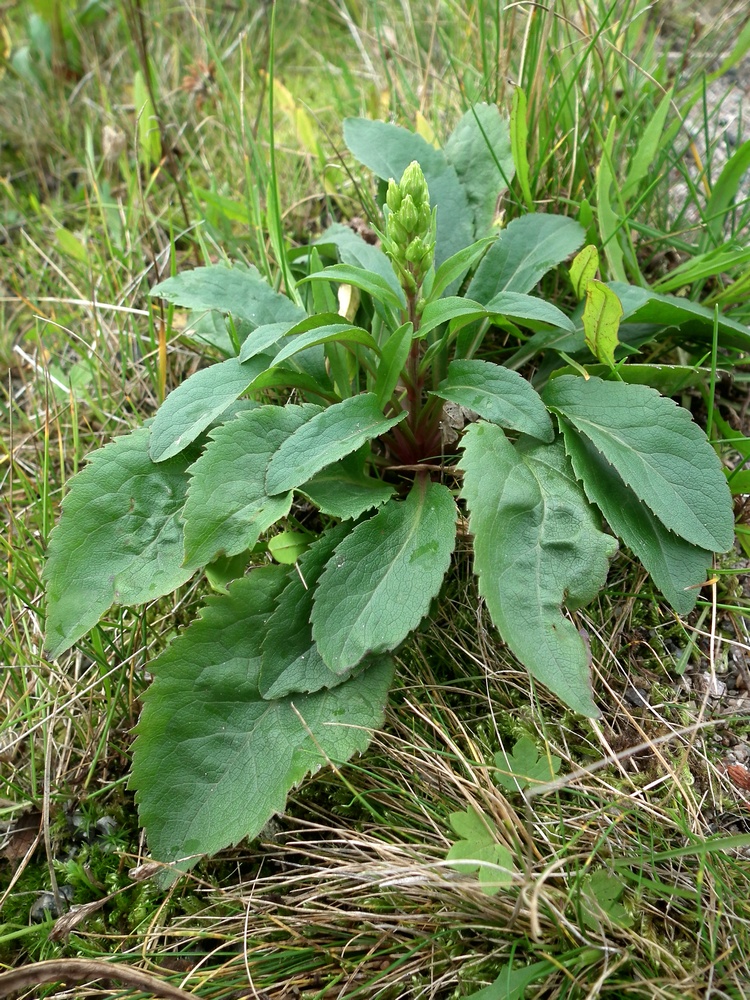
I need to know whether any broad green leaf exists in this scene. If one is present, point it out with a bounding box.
[260,524,353,700]
[582,279,622,367]
[444,103,514,236]
[432,360,554,442]
[704,140,750,248]
[569,245,599,300]
[182,404,320,572]
[298,458,394,519]
[485,291,575,332]
[374,322,413,410]
[510,87,534,211]
[460,424,617,716]
[467,214,585,302]
[418,297,487,337]
[543,375,734,552]
[621,89,674,201]
[316,223,404,301]
[300,264,404,313]
[463,960,555,1000]
[560,425,712,615]
[131,568,394,879]
[312,479,457,673]
[45,428,196,658]
[270,323,378,368]
[149,355,272,462]
[596,120,628,282]
[268,530,311,565]
[446,805,515,895]
[612,282,750,351]
[343,117,474,274]
[152,264,304,328]
[265,393,406,495]
[427,237,496,303]
[494,736,561,793]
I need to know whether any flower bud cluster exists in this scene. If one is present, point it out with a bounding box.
[382,160,436,296]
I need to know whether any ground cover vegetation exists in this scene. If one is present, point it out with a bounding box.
[3,1,750,998]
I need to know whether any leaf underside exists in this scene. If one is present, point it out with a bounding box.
[460,423,617,717]
[131,567,394,882]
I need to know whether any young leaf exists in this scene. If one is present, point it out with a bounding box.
[569,244,599,300]
[444,103,514,236]
[494,736,561,793]
[300,264,404,313]
[582,279,622,367]
[268,530,311,565]
[151,264,304,329]
[45,428,196,659]
[260,524,353,700]
[543,375,735,553]
[270,323,378,368]
[432,360,554,442]
[374,322,413,410]
[467,214,585,301]
[560,425,712,615]
[131,567,394,881]
[265,393,406,495]
[149,355,272,462]
[446,805,515,895]
[298,458,394,519]
[312,479,457,673]
[460,424,617,717]
[182,404,320,571]
[427,238,496,303]
[316,223,404,301]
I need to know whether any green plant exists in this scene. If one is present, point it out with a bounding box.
[43,105,740,881]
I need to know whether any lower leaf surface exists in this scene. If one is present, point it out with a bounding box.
[131,566,394,883]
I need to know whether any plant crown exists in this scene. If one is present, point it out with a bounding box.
[44,104,741,881]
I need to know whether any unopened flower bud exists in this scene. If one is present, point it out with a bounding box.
[399,194,419,235]
[386,178,402,214]
[400,160,428,207]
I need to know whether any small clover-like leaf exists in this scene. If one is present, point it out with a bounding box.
[580,870,633,929]
[446,805,515,896]
[494,736,561,793]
